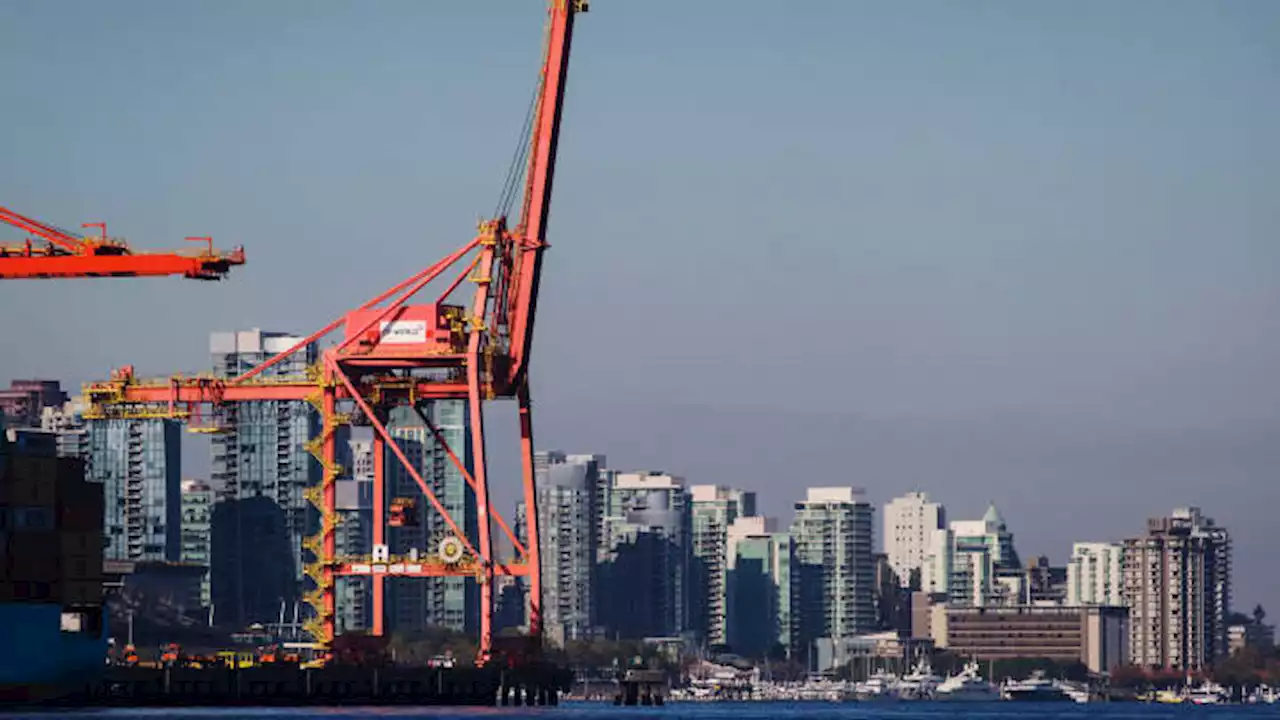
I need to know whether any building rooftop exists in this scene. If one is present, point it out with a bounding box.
[615,472,684,489]
[982,502,1006,528]
[728,515,777,536]
[803,486,866,504]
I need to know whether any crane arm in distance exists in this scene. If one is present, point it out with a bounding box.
[0,205,244,280]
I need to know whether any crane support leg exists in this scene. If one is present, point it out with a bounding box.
[517,381,542,639]
[321,381,339,643]
[372,431,386,637]
[467,360,495,663]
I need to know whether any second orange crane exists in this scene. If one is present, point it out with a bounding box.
[0,204,244,280]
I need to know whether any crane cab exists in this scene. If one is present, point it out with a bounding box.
[341,304,466,357]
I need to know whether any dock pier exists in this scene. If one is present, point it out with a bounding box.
[614,669,667,706]
[27,664,570,708]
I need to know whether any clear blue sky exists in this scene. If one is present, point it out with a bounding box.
[3,1,1278,610]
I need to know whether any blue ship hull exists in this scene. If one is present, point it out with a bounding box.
[0,604,106,702]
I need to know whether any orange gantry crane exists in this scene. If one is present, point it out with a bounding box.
[84,0,586,661]
[0,205,244,280]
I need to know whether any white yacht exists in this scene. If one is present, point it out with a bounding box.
[1248,685,1279,704]
[934,662,999,702]
[1001,671,1073,702]
[1057,680,1091,703]
[896,659,942,700]
[854,670,901,701]
[1186,681,1228,705]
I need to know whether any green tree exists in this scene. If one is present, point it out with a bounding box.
[1109,665,1150,689]
[1214,649,1262,688]
[1227,611,1252,626]
[386,626,478,666]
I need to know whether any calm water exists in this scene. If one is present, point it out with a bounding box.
[2,703,1277,720]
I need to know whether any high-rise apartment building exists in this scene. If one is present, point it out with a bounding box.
[88,418,182,562]
[922,527,953,596]
[923,503,1019,607]
[384,402,477,634]
[1124,507,1231,670]
[531,451,602,645]
[180,479,215,607]
[725,516,792,657]
[791,487,875,654]
[210,329,319,605]
[883,491,945,588]
[598,472,690,639]
[951,503,1019,569]
[690,485,757,645]
[952,545,996,607]
[40,400,89,459]
[1067,542,1125,607]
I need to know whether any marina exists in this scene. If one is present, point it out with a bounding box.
[663,665,1280,705]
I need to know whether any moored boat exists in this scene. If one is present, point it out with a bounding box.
[934,661,999,702]
[1001,671,1073,702]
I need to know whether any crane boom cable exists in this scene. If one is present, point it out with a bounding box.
[493,76,543,220]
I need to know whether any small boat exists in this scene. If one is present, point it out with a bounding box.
[1186,681,1228,705]
[854,670,901,701]
[1002,671,1073,702]
[1057,680,1091,703]
[934,661,999,702]
[1248,685,1279,704]
[1153,689,1184,704]
[896,659,941,700]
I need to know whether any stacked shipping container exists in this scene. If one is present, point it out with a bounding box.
[0,426,107,701]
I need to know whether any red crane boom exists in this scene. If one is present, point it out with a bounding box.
[0,204,244,280]
[505,3,578,388]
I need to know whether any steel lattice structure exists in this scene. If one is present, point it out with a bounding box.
[83,0,584,661]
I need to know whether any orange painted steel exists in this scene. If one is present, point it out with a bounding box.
[84,371,471,405]
[334,562,534,578]
[82,0,585,663]
[0,205,244,280]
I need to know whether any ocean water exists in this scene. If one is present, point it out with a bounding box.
[1,703,1275,720]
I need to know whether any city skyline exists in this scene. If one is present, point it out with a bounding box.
[4,375,1270,621]
[3,386,1260,671]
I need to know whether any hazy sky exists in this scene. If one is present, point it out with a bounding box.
[3,2,1278,609]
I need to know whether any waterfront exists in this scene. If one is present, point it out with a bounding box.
[3,704,1280,720]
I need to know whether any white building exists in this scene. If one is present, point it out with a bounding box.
[921,527,953,595]
[1124,507,1232,670]
[883,491,945,588]
[920,503,1019,608]
[1066,542,1125,607]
